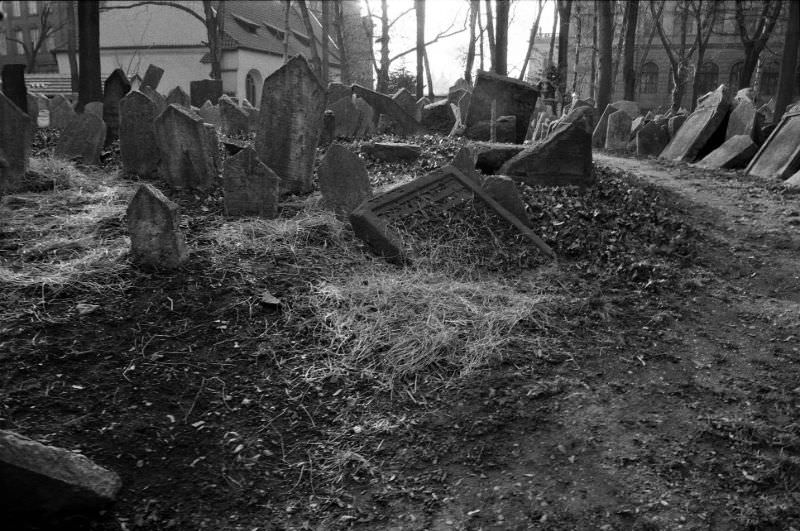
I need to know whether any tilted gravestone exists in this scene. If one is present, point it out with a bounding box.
[605,110,633,150]
[422,99,455,134]
[472,142,525,174]
[140,85,167,115]
[126,184,189,268]
[592,104,617,148]
[189,79,222,107]
[165,86,191,108]
[352,84,421,136]
[49,94,76,129]
[0,92,33,194]
[667,114,686,139]
[318,143,371,219]
[153,104,219,189]
[319,110,335,146]
[55,113,107,165]
[746,108,800,180]
[84,101,103,118]
[725,99,763,143]
[141,64,164,91]
[222,147,281,217]
[120,90,159,176]
[255,55,325,195]
[349,166,553,264]
[482,175,532,228]
[196,100,221,127]
[353,96,376,137]
[1,64,28,113]
[327,90,362,139]
[696,135,758,169]
[636,121,670,157]
[219,95,249,136]
[102,68,132,144]
[660,84,731,162]
[466,71,539,144]
[499,121,594,187]
[465,115,517,143]
[392,87,421,121]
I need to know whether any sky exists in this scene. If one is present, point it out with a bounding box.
[361,0,557,93]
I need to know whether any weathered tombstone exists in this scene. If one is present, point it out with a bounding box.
[448,88,470,106]
[141,64,164,90]
[746,108,800,180]
[318,143,371,219]
[190,79,222,107]
[25,94,38,126]
[353,96,376,137]
[735,87,754,104]
[696,135,758,169]
[451,145,481,183]
[1,64,27,113]
[472,142,526,174]
[120,90,159,176]
[466,71,539,144]
[240,98,259,131]
[140,85,166,115]
[457,91,472,122]
[0,93,33,194]
[561,104,594,134]
[660,84,731,162]
[0,429,122,520]
[222,147,281,217]
[610,100,639,119]
[758,98,775,123]
[605,110,632,150]
[416,96,431,110]
[55,113,107,165]
[392,87,420,121]
[668,114,686,139]
[219,94,249,135]
[48,94,76,129]
[319,110,335,146]
[255,56,325,195]
[32,93,49,126]
[153,104,219,189]
[103,68,132,144]
[499,121,593,187]
[326,95,359,138]
[196,100,221,127]
[127,184,189,268]
[636,121,670,157]
[630,116,646,138]
[465,115,517,143]
[165,86,191,108]
[422,99,455,134]
[448,78,471,95]
[725,99,763,143]
[482,175,532,227]
[326,82,352,104]
[361,142,421,162]
[352,84,420,135]
[84,101,104,118]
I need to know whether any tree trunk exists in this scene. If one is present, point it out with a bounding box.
[556,0,572,108]
[424,48,435,98]
[739,44,760,89]
[691,49,706,110]
[283,0,291,63]
[735,0,784,88]
[622,0,638,100]
[494,0,509,76]
[478,4,484,71]
[518,0,545,81]
[590,3,597,100]
[201,0,225,80]
[321,0,330,83]
[298,0,322,79]
[77,0,102,112]
[415,0,425,98]
[484,0,496,72]
[66,0,79,91]
[611,2,626,90]
[547,3,557,67]
[465,0,479,83]
[333,0,349,82]
[596,0,612,112]
[775,0,800,120]
[377,0,390,92]
[571,1,581,93]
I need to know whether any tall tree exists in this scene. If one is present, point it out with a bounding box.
[650,0,697,112]
[775,0,799,120]
[518,0,546,81]
[734,0,783,88]
[7,3,65,73]
[596,0,613,112]
[571,1,582,93]
[465,0,479,83]
[484,0,496,71]
[283,0,291,63]
[688,0,720,107]
[297,0,322,78]
[494,0,509,75]
[590,2,597,100]
[321,0,331,83]
[634,3,661,96]
[77,0,101,112]
[478,3,485,70]
[622,0,639,100]
[66,0,79,91]
[332,0,350,82]
[547,3,558,68]
[556,0,572,107]
[415,0,425,98]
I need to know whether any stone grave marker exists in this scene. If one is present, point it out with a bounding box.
[660,84,731,162]
[103,68,132,144]
[0,92,33,194]
[126,184,189,268]
[466,115,517,143]
[55,113,107,165]
[141,64,164,90]
[726,99,763,143]
[759,98,775,123]
[350,166,553,264]
[222,147,281,217]
[190,79,222,107]
[605,110,632,150]
[32,93,49,126]
[1,63,27,113]
[165,86,191,108]
[668,114,686,138]
[473,143,526,174]
[318,143,371,219]
[153,104,219,189]
[422,99,455,134]
[592,104,618,148]
[48,94,76,129]
[319,110,335,146]
[696,135,757,169]
[416,96,431,110]
[140,85,167,115]
[255,55,325,195]
[120,90,159,176]
[197,100,221,127]
[25,94,38,126]
[611,100,639,119]
[393,87,420,121]
[482,175,532,228]
[451,145,481,183]
[636,121,670,157]
[353,95,376,137]
[352,84,420,136]
[219,95,249,135]
[327,95,361,138]
[746,108,800,180]
[466,71,539,144]
[84,101,104,118]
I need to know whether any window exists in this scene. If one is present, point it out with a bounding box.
[14,29,24,54]
[245,69,262,107]
[695,61,719,96]
[729,61,744,89]
[760,61,780,97]
[26,0,36,15]
[29,27,38,48]
[10,0,20,17]
[0,30,6,55]
[640,62,659,94]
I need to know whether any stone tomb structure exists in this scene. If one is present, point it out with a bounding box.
[153,104,220,189]
[746,108,800,181]
[120,90,159,176]
[660,85,731,162]
[222,147,281,217]
[126,184,189,268]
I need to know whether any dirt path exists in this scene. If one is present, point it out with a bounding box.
[377,155,800,530]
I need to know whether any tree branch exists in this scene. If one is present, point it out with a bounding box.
[389,23,466,63]
[99,1,204,24]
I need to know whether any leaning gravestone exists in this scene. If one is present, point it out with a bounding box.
[392,87,421,121]
[746,107,800,180]
[84,101,104,118]
[55,113,107,165]
[48,94,76,129]
[126,184,188,268]
[482,175,532,228]
[0,92,33,195]
[592,104,617,148]
[196,100,221,127]
[472,142,526,174]
[725,98,763,143]
[141,64,164,91]
[660,84,731,162]
[465,115,517,143]
[140,85,167,115]
[219,95,249,136]
[153,104,219,189]
[605,110,632,150]
[222,147,281,217]
[667,114,686,139]
[0,429,121,520]
[165,86,191,108]
[120,90,159,176]
[102,68,132,144]
[636,121,670,157]
[328,95,361,138]
[352,84,421,136]
[189,79,222,107]
[422,99,455,134]
[466,71,539,144]
[696,135,757,169]
[318,143,371,219]
[1,63,27,113]
[255,55,325,195]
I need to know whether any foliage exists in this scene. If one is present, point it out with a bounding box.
[384,66,417,94]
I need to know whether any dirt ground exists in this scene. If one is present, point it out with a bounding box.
[1,144,799,530]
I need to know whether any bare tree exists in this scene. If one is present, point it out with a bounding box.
[518,0,547,81]
[775,0,799,120]
[7,3,65,73]
[484,0,495,70]
[547,3,557,68]
[465,0,479,83]
[283,1,291,63]
[622,0,639,101]
[688,0,720,106]
[556,0,572,106]
[332,0,350,82]
[494,0,509,75]
[77,0,102,112]
[650,0,697,112]
[734,0,783,88]
[596,0,613,112]
[571,1,582,93]
[415,0,425,98]
[635,3,661,96]
[297,0,322,77]
[66,0,79,90]
[321,0,331,82]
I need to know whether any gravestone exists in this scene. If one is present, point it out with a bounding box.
[482,175,532,228]
[725,99,763,143]
[611,100,639,119]
[660,84,731,162]
[140,85,167,115]
[746,108,800,180]
[190,79,222,107]
[318,143,371,219]
[605,110,632,150]
[451,145,481,183]
[636,121,670,157]
[668,114,686,138]
[466,71,539,144]
[48,94,76,129]
[319,110,335,146]
[327,95,361,138]
[32,93,49,126]
[0,429,121,520]
[630,116,646,138]
[240,98,259,131]
[592,104,618,148]
[1,63,27,113]
[393,87,420,121]
[735,87,754,104]
[120,90,159,176]
[561,104,594,134]
[499,121,593,187]
[55,113,107,165]
[353,96,376,137]
[465,115,517,143]
[141,64,164,90]
[422,99,455,134]
[457,92,472,122]
[696,135,757,169]
[102,68,132,144]
[222,147,281,217]
[0,92,33,194]
[362,142,421,162]
[126,184,189,268]
[165,86,191,108]
[197,100,221,127]
[219,95,250,136]
[449,78,471,95]
[416,96,431,110]
[153,104,219,189]
[352,84,420,136]
[255,55,325,195]
[472,142,526,174]
[84,101,103,118]
[758,98,775,123]
[25,94,38,126]
[327,82,352,104]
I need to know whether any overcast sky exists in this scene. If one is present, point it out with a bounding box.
[361,0,557,92]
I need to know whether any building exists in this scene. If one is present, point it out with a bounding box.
[0,0,62,73]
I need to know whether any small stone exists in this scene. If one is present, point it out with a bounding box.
[55,113,107,165]
[222,147,281,217]
[126,183,189,268]
[318,143,371,219]
[361,142,421,162]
